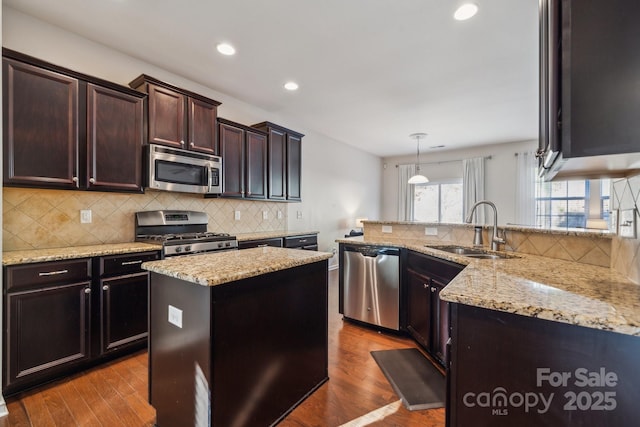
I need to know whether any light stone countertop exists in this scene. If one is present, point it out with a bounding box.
[336,237,640,336]
[236,230,319,241]
[2,242,163,266]
[141,246,332,287]
[362,220,613,237]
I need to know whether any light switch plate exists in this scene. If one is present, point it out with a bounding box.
[262,211,268,220]
[234,210,241,220]
[277,211,283,219]
[382,225,393,233]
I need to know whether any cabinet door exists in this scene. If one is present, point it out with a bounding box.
[3,58,79,189]
[219,122,244,197]
[245,130,267,199]
[5,282,91,391]
[432,279,449,364]
[267,128,287,200]
[87,83,143,192]
[147,83,186,149]
[406,269,433,349]
[100,272,149,354]
[188,97,218,155]
[286,133,302,201]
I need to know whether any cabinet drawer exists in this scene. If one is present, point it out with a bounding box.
[238,238,283,249]
[99,251,159,277]
[5,259,92,292]
[407,251,464,283]
[284,235,317,248]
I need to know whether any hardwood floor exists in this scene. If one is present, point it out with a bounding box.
[0,269,445,427]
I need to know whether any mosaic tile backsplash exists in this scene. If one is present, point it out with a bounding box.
[611,174,640,283]
[2,187,287,251]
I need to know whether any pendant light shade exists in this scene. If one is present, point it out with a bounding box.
[408,133,429,184]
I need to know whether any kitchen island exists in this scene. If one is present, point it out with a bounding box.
[141,247,333,427]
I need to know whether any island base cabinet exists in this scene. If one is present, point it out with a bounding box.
[149,261,328,427]
[447,303,640,427]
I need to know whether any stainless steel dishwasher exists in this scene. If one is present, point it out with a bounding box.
[342,245,400,330]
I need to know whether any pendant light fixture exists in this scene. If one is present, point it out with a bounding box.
[408,133,429,184]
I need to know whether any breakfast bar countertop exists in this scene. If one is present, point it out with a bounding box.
[336,237,640,337]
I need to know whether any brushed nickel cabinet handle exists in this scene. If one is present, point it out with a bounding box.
[84,288,92,294]
[38,269,68,276]
[89,177,96,184]
[103,285,109,291]
[121,260,143,265]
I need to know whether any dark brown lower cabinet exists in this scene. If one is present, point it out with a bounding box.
[3,250,158,396]
[405,251,463,366]
[99,272,149,354]
[238,237,283,249]
[5,281,91,395]
[284,234,318,251]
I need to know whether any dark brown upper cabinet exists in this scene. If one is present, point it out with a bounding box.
[251,122,304,202]
[538,0,640,180]
[129,75,221,155]
[87,84,143,192]
[2,49,145,193]
[217,118,267,200]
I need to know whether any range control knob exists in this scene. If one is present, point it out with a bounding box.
[217,242,223,248]
[184,246,192,252]
[175,247,183,253]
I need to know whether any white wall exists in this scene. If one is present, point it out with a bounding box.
[1,6,382,267]
[381,140,538,225]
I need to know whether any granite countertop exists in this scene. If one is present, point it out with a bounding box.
[142,246,332,287]
[362,220,612,237]
[236,230,319,241]
[2,242,163,266]
[335,237,640,336]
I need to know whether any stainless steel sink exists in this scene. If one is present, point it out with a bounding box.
[425,245,516,259]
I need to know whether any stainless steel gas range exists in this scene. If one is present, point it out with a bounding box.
[135,210,237,258]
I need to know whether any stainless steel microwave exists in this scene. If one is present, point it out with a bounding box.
[145,144,222,195]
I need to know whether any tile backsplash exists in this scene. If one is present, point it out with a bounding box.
[363,222,611,268]
[2,187,287,251]
[611,174,640,283]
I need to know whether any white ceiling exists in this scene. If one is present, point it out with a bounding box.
[3,0,540,158]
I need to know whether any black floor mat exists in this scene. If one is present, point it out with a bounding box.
[371,348,446,411]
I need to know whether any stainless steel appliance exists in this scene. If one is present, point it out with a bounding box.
[135,210,237,257]
[145,144,222,195]
[342,245,400,330]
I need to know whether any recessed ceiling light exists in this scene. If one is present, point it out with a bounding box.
[216,43,236,56]
[454,3,478,21]
[284,81,299,91]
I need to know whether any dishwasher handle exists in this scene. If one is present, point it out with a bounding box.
[343,245,400,257]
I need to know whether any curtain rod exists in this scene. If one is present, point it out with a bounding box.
[395,155,492,168]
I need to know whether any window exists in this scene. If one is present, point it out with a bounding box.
[413,180,463,223]
[535,178,610,229]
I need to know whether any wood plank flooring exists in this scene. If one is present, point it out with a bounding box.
[0,269,445,427]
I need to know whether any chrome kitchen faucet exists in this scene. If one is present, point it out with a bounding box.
[465,200,505,251]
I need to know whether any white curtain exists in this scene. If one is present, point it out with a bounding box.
[398,164,416,221]
[462,157,485,224]
[515,151,537,226]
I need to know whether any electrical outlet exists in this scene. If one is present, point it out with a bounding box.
[168,305,183,328]
[80,210,92,224]
[425,227,438,236]
[234,210,241,220]
[297,211,303,219]
[382,225,393,233]
[262,211,268,220]
[277,211,283,219]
